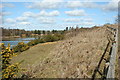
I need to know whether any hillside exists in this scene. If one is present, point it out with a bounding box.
[19,26,111,78]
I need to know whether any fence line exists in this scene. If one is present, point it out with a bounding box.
[92,26,117,80]
[107,28,118,79]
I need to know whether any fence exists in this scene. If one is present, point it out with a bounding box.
[107,27,118,79]
[92,26,118,80]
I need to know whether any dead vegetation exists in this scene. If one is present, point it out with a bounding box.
[22,26,113,78]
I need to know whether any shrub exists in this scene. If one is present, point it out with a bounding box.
[13,42,29,52]
[43,34,59,42]
[38,39,46,43]
[27,39,45,46]
[12,33,64,53]
[27,40,36,46]
[54,34,64,40]
[1,43,21,79]
[0,43,6,49]
[43,34,64,42]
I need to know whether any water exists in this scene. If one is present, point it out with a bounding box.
[1,38,36,48]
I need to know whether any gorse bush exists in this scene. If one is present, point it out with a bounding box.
[27,34,64,47]
[27,40,36,46]
[54,34,64,40]
[27,39,45,46]
[13,42,29,52]
[43,34,64,42]
[1,43,21,79]
[43,34,58,42]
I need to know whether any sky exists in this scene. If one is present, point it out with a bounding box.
[0,0,118,30]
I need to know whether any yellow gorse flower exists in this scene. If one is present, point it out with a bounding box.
[2,43,21,79]
[2,43,4,45]
[6,47,9,50]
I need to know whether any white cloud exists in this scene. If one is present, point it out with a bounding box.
[0,12,11,16]
[83,2,99,8]
[84,18,93,22]
[0,12,11,24]
[37,17,55,24]
[5,18,16,23]
[62,17,95,27]
[0,16,2,24]
[66,0,118,12]
[101,0,118,11]
[0,3,15,8]
[38,10,60,16]
[23,11,35,17]
[16,16,28,21]
[66,1,82,8]
[4,10,59,25]
[63,17,93,23]
[22,10,60,18]
[65,9,86,16]
[41,0,63,2]
[82,22,95,26]
[66,1,98,8]
[0,5,3,9]
[4,16,28,24]
[26,0,63,9]
[63,18,81,22]
[62,21,95,28]
[18,22,31,25]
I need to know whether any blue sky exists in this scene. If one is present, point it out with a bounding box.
[1,0,118,30]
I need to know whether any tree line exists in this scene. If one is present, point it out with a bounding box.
[1,27,67,37]
[1,26,82,38]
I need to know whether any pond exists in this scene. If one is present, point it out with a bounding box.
[1,38,36,48]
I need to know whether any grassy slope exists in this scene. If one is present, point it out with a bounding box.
[22,27,109,78]
[12,42,58,68]
[12,25,118,78]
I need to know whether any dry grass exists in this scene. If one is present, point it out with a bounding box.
[12,24,118,78]
[11,42,58,69]
[24,26,109,78]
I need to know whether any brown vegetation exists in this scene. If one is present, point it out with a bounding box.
[22,26,110,78]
